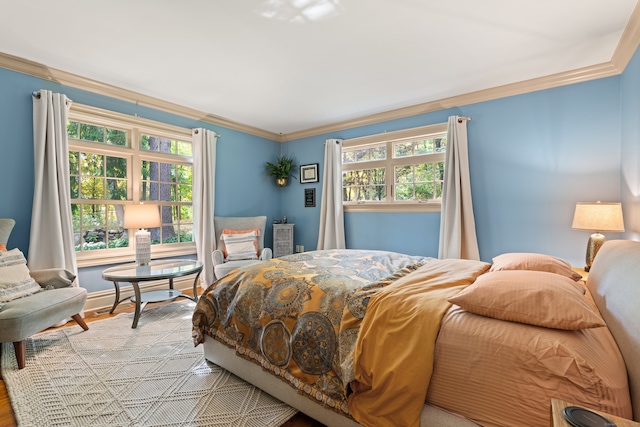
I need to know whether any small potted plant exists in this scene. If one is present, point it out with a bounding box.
[266,155,297,187]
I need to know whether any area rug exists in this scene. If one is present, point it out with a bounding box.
[1,300,298,426]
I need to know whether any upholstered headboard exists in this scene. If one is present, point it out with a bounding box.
[587,240,640,421]
[213,216,267,254]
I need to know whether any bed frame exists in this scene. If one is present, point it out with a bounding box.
[203,240,640,426]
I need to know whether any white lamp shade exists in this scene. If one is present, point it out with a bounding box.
[571,202,625,232]
[124,204,161,230]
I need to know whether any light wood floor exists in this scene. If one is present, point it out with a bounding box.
[0,290,324,427]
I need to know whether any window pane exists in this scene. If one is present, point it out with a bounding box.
[371,146,386,160]
[80,123,104,142]
[178,141,192,156]
[414,163,433,182]
[435,182,443,199]
[395,184,413,200]
[106,156,127,178]
[395,142,413,158]
[435,137,447,153]
[395,165,413,184]
[81,153,104,176]
[180,205,193,223]
[178,184,191,201]
[106,179,127,200]
[67,122,79,139]
[160,183,175,201]
[342,151,355,164]
[176,165,192,184]
[416,183,434,200]
[80,177,105,199]
[106,205,127,248]
[355,148,370,162]
[179,224,193,243]
[69,151,79,175]
[70,176,79,199]
[414,140,431,155]
[105,128,127,146]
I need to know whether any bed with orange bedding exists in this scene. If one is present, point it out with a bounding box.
[192,245,636,427]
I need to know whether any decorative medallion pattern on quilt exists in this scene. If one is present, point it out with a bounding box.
[192,249,427,415]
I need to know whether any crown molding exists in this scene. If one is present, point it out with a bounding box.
[3,1,640,146]
[611,0,640,72]
[285,4,640,141]
[0,52,281,142]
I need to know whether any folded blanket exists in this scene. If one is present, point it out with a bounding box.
[348,258,490,427]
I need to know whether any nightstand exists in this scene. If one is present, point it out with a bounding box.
[273,223,294,257]
[551,398,638,427]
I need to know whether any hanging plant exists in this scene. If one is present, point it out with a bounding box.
[266,155,297,186]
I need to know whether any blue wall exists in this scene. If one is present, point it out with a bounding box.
[621,48,640,241]
[4,46,640,292]
[0,68,282,292]
[286,77,625,266]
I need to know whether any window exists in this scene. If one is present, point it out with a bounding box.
[68,105,194,266]
[342,123,447,212]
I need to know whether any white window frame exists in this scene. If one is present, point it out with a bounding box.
[68,104,196,268]
[342,123,447,213]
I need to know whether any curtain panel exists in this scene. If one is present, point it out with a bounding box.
[438,116,480,260]
[192,128,217,287]
[317,138,346,250]
[29,90,79,282]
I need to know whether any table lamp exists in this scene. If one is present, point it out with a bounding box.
[571,201,624,271]
[124,204,161,266]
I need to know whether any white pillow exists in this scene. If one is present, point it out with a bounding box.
[0,249,42,303]
[221,231,259,261]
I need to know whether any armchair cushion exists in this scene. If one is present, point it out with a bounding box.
[0,249,42,304]
[221,229,259,260]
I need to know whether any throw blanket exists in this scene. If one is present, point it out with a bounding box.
[348,258,490,427]
[192,249,427,416]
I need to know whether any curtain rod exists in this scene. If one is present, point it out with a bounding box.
[193,129,222,138]
[32,90,71,105]
[457,116,471,123]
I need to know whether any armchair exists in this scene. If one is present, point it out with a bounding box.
[0,218,88,369]
[213,216,272,279]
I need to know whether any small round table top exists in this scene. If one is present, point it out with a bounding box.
[102,259,203,282]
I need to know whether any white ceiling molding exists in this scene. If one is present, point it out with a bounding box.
[1,1,639,144]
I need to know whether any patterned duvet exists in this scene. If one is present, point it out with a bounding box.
[192,249,427,416]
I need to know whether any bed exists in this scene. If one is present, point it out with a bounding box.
[192,241,639,427]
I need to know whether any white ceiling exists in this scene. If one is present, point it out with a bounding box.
[0,0,637,135]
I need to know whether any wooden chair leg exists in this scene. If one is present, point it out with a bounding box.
[13,340,26,369]
[71,313,89,331]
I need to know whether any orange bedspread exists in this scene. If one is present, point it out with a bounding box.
[348,258,490,427]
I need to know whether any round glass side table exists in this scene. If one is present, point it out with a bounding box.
[102,259,203,328]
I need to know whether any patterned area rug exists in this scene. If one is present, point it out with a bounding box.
[1,301,297,426]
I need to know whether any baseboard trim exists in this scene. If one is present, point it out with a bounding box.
[84,276,204,313]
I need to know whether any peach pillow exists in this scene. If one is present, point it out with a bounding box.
[220,228,260,258]
[490,252,583,281]
[0,244,6,251]
[448,270,605,330]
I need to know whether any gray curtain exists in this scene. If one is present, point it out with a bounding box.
[192,128,217,287]
[317,139,346,250]
[438,116,480,260]
[29,90,78,280]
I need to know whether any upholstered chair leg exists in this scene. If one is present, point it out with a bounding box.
[13,340,26,369]
[72,314,89,331]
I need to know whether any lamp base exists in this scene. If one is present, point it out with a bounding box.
[585,232,606,272]
[135,229,151,266]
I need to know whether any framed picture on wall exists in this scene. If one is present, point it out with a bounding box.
[300,163,319,184]
[304,188,316,207]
